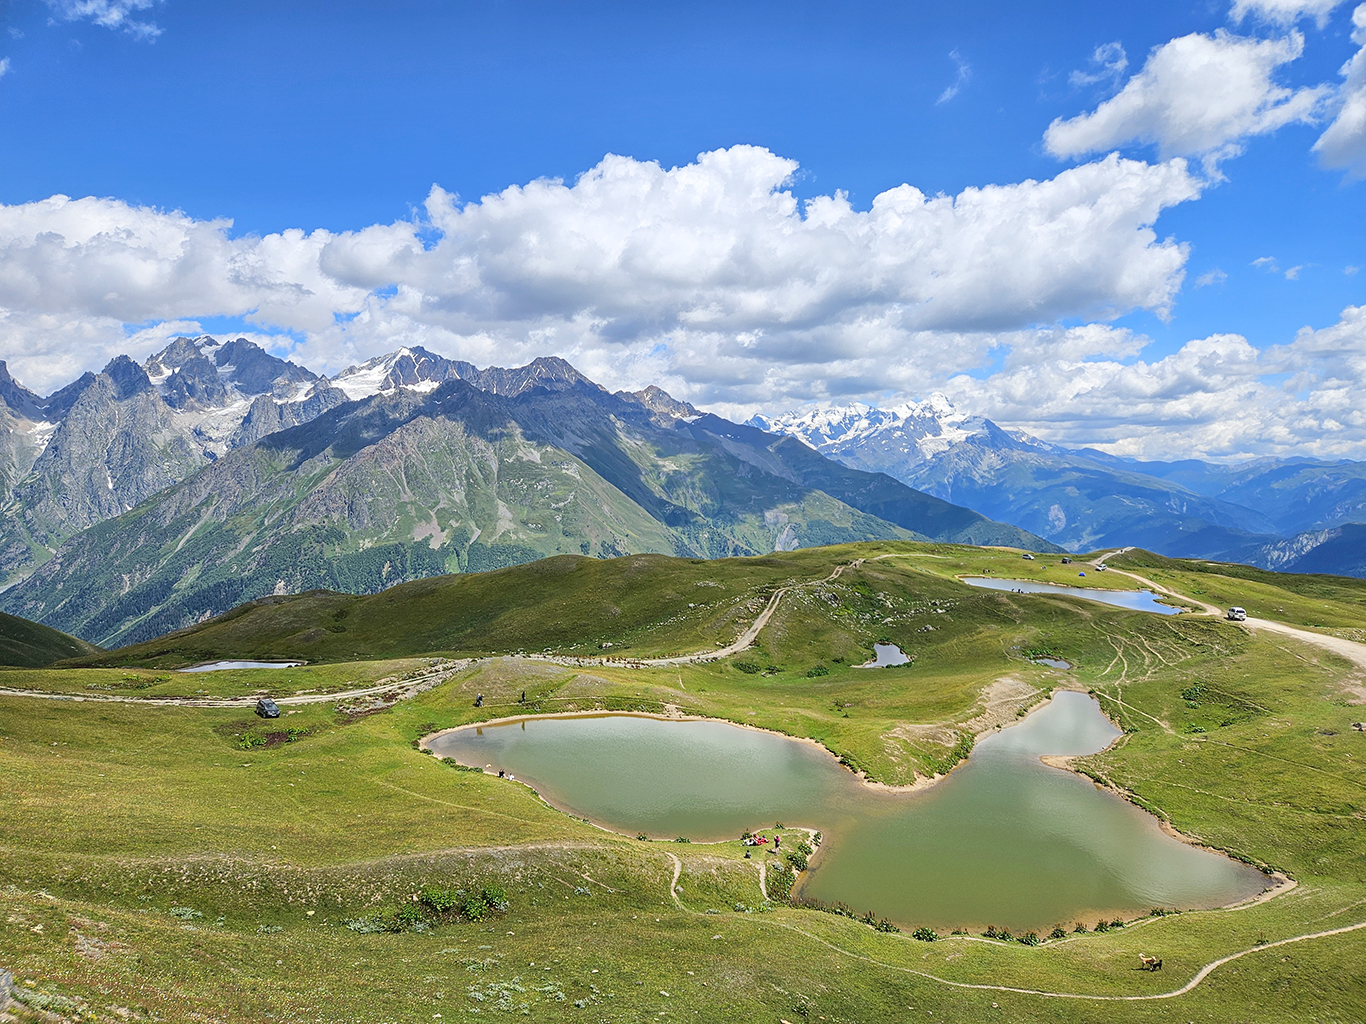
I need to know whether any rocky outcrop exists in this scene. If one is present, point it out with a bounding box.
[0,363,208,561]
[0,361,45,421]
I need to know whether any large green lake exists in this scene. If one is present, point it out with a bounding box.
[426,692,1267,929]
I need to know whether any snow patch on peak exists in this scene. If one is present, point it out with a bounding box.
[754,394,1037,468]
[329,346,459,400]
[330,358,397,400]
[753,393,976,458]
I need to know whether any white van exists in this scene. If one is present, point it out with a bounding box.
[1227,607,1247,621]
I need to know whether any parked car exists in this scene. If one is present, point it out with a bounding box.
[1061,557,1073,564]
[1227,607,1247,622]
[255,698,281,719]
[1022,553,1035,560]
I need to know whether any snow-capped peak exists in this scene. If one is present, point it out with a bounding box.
[328,346,463,400]
[753,394,1021,467]
[751,393,979,454]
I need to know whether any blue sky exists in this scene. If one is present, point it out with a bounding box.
[1,0,1364,458]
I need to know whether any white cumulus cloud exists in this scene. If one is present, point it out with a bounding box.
[1314,4,1366,175]
[0,147,1202,401]
[1045,30,1328,175]
[939,304,1366,459]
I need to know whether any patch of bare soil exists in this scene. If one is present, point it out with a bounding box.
[885,722,958,747]
[71,927,128,962]
[961,675,1045,736]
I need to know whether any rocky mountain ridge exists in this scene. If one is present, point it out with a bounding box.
[0,346,1052,644]
[755,398,1366,574]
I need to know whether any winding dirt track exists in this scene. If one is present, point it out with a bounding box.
[1094,547,1366,674]
[0,661,474,708]
[664,853,1366,1002]
[744,914,1366,1002]
[559,560,862,667]
[0,562,862,705]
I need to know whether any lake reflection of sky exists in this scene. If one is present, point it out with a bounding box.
[961,577,1181,615]
[428,694,1265,929]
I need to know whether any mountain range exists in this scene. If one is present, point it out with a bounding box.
[751,400,1366,576]
[0,339,1049,646]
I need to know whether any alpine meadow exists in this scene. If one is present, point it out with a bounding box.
[1,2,1365,1022]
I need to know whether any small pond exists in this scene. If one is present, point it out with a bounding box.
[858,643,910,667]
[426,694,1265,929]
[961,576,1181,615]
[178,660,304,673]
[1033,657,1072,670]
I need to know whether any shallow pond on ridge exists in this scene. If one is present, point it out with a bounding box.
[426,693,1265,930]
[961,576,1181,615]
[178,660,305,672]
[859,643,910,667]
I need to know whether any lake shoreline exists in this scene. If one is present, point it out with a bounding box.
[420,692,1029,800]
[420,694,1283,927]
[420,675,1100,802]
[957,574,1187,614]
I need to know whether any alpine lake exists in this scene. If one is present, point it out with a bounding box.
[426,691,1268,932]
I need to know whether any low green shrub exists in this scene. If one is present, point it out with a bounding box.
[462,894,490,921]
[911,927,937,942]
[766,864,794,902]
[419,885,460,914]
[417,882,507,921]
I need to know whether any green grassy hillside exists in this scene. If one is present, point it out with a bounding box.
[0,609,100,667]
[72,548,839,667]
[1,542,1363,1021]
[74,542,1127,669]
